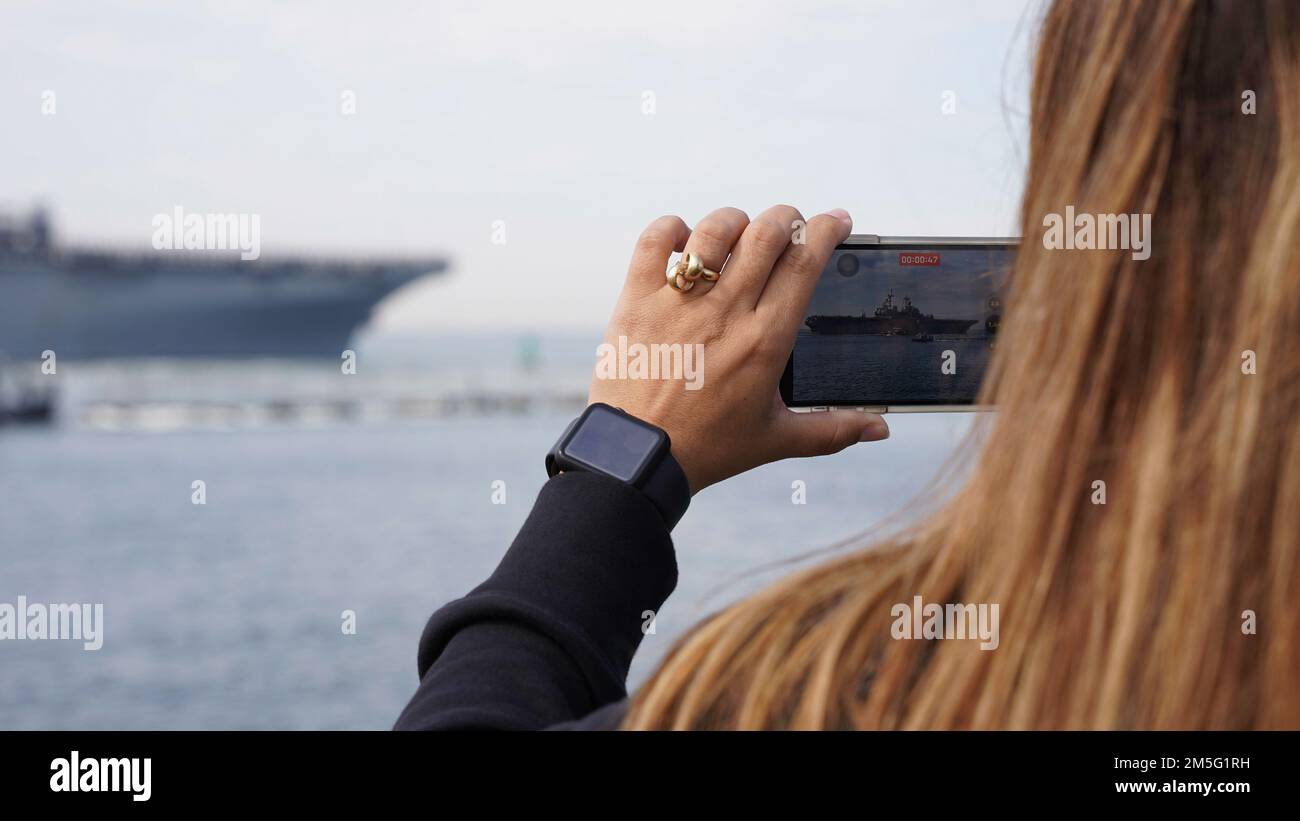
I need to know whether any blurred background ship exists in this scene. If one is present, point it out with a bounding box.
[804,290,978,336]
[0,210,448,359]
[0,210,600,429]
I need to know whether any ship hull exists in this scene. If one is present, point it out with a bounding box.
[0,258,441,359]
[804,315,977,336]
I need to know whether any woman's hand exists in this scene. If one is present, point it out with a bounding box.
[589,205,890,494]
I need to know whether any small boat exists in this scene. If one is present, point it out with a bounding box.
[911,332,934,342]
[0,363,56,425]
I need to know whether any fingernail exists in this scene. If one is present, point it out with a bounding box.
[859,415,890,442]
[823,208,852,226]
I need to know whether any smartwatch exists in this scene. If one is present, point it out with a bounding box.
[546,403,691,530]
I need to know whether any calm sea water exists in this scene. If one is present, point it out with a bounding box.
[792,332,992,404]
[0,336,973,729]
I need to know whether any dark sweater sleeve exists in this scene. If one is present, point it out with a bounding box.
[393,470,678,730]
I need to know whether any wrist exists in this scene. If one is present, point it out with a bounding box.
[547,403,692,530]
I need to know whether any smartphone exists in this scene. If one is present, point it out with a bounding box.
[779,235,1018,412]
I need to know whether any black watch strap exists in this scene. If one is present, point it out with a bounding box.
[546,405,691,531]
[635,448,691,530]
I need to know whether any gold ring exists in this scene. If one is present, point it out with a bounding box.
[666,259,695,291]
[666,252,720,292]
[683,251,704,280]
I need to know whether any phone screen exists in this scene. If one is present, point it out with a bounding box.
[783,241,1016,407]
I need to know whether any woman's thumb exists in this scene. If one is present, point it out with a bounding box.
[776,408,890,458]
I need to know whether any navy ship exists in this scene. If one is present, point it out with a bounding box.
[0,211,447,359]
[804,290,977,336]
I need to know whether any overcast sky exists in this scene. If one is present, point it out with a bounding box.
[1,0,1036,332]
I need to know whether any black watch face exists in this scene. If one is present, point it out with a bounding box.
[563,406,664,483]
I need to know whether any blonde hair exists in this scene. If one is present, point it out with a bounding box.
[625,0,1300,729]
